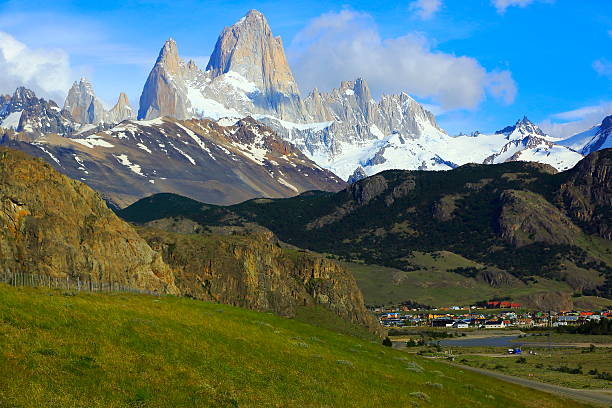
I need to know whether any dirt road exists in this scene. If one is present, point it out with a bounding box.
[448,362,612,407]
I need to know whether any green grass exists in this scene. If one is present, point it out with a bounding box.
[344,252,572,307]
[455,347,612,390]
[0,284,588,407]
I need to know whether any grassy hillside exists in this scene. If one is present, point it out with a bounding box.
[0,284,588,407]
[344,253,573,307]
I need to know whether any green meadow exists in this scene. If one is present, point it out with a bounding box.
[0,284,589,407]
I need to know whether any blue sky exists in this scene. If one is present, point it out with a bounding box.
[0,0,610,136]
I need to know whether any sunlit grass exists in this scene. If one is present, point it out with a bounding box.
[0,284,588,407]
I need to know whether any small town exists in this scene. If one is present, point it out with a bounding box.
[371,301,611,329]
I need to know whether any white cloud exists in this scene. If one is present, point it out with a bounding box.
[0,31,71,101]
[288,10,516,110]
[539,101,612,139]
[593,59,612,77]
[492,0,537,13]
[409,0,442,20]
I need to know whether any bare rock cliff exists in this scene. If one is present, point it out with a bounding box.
[139,225,382,335]
[0,148,177,293]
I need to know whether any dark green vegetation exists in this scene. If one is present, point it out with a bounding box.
[0,284,589,407]
[119,150,612,307]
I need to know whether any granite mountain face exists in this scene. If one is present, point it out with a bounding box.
[134,9,589,181]
[64,78,135,126]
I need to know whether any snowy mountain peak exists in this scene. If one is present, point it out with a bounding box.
[558,114,611,155]
[206,9,300,98]
[156,38,182,74]
[496,116,546,140]
[0,87,75,135]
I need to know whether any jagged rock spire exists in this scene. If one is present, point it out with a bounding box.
[206,9,301,97]
[64,78,134,124]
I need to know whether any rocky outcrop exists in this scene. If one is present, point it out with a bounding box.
[0,87,75,136]
[0,148,178,293]
[347,166,367,184]
[64,78,134,125]
[476,269,521,288]
[139,224,382,335]
[557,149,611,239]
[520,291,573,311]
[351,175,388,205]
[497,189,581,247]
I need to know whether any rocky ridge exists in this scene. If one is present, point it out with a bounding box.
[64,78,135,125]
[0,147,177,293]
[138,222,381,334]
[136,10,586,180]
[2,115,344,208]
[0,87,76,137]
[119,150,612,300]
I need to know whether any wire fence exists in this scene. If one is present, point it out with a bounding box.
[0,270,159,296]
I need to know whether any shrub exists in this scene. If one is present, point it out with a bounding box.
[516,357,527,364]
[382,337,393,347]
[409,392,430,402]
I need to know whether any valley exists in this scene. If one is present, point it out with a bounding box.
[0,4,610,407]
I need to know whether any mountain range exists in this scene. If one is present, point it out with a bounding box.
[118,149,612,309]
[0,8,609,208]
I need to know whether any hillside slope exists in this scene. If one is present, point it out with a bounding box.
[0,284,588,408]
[0,147,378,331]
[0,147,177,294]
[2,113,344,208]
[119,150,612,306]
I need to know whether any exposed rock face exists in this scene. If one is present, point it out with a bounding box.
[139,224,382,335]
[557,149,611,239]
[521,291,573,311]
[0,87,75,136]
[347,166,367,184]
[476,269,521,288]
[2,116,345,208]
[107,92,135,123]
[64,78,134,125]
[497,189,582,247]
[0,148,178,293]
[138,39,198,120]
[351,174,388,205]
[207,9,301,115]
